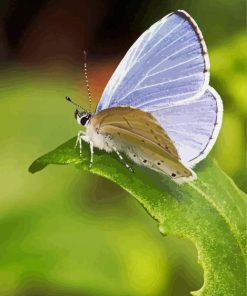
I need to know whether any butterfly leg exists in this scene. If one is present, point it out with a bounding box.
[113,146,133,173]
[75,131,85,156]
[75,131,92,159]
[77,133,94,169]
[89,141,94,168]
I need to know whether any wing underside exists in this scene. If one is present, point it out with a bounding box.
[92,107,196,182]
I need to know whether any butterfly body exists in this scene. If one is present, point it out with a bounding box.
[71,10,223,183]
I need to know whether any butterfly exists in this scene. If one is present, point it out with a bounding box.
[66,10,223,183]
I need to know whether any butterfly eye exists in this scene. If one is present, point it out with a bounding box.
[80,114,91,126]
[80,116,88,126]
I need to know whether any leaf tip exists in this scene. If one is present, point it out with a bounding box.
[28,159,48,174]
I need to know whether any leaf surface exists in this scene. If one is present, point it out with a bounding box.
[29,137,247,296]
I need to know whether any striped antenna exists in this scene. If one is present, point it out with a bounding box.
[83,50,92,113]
[65,96,86,112]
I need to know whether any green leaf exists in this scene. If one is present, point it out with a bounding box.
[29,137,247,296]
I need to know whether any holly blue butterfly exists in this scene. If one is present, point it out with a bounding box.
[67,10,223,183]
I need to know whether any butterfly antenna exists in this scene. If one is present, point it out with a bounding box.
[83,50,92,113]
[65,96,86,112]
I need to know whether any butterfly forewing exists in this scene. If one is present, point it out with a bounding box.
[96,10,209,113]
[91,107,195,182]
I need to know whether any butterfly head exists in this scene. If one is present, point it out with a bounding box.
[65,96,92,126]
[75,109,92,126]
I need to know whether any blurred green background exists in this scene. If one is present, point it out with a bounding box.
[0,0,246,295]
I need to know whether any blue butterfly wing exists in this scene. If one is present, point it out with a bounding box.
[96,10,222,165]
[96,10,209,113]
[151,86,223,166]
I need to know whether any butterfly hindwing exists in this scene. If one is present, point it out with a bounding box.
[151,86,223,166]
